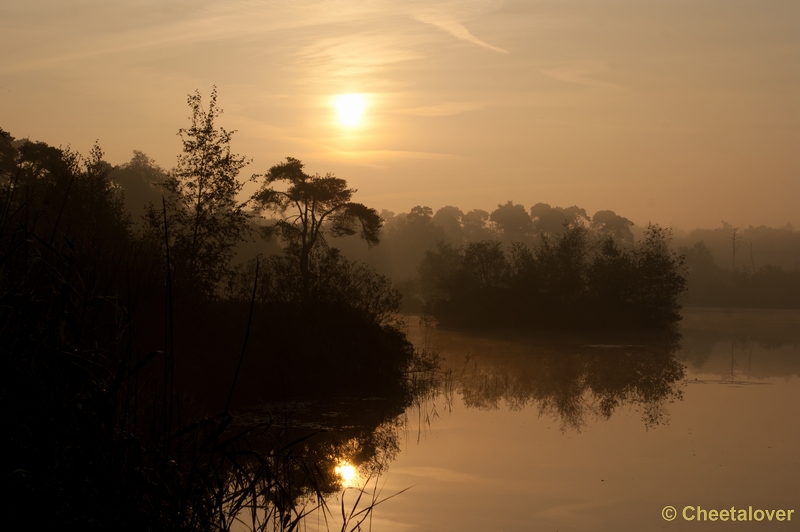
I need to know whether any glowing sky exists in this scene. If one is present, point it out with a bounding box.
[1,0,798,228]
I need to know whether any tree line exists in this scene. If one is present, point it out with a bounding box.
[333,201,638,282]
[332,205,800,312]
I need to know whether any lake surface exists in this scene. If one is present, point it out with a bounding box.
[237,309,800,531]
[345,309,800,532]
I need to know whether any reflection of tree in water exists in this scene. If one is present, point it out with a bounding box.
[218,417,404,529]
[455,343,685,431]
[223,355,445,528]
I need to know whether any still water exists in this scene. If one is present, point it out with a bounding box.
[364,309,800,531]
[240,309,800,531]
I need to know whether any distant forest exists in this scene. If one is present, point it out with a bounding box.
[332,206,800,313]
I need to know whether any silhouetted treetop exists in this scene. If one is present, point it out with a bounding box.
[591,210,635,242]
[530,203,589,236]
[111,150,168,229]
[254,157,381,246]
[490,200,533,242]
[458,209,493,242]
[406,205,434,225]
[0,128,16,179]
[252,156,382,300]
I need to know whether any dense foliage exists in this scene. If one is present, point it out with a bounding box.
[419,224,687,329]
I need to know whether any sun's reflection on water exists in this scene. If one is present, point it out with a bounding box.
[334,461,360,488]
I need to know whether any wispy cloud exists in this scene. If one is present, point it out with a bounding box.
[398,101,484,116]
[539,61,628,91]
[0,0,510,76]
[413,11,509,54]
[292,32,422,85]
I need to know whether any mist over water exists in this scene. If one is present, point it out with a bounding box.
[3,1,799,521]
[365,309,800,532]
[220,309,799,532]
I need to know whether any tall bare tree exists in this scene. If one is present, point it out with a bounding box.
[723,221,742,271]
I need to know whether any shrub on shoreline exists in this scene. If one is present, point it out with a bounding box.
[419,223,687,330]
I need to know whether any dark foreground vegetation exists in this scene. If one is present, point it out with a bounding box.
[0,89,439,530]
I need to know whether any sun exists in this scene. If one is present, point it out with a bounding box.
[334,94,366,127]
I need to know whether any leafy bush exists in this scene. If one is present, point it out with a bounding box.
[420,223,687,330]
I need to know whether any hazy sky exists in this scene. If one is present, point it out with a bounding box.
[2,0,798,229]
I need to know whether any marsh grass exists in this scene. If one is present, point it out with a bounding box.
[0,213,420,531]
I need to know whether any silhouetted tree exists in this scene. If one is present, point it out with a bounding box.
[591,210,634,243]
[1,135,131,271]
[418,241,462,306]
[0,128,16,181]
[490,201,533,243]
[253,157,382,301]
[379,206,445,280]
[111,150,168,229]
[432,205,465,245]
[586,237,636,324]
[462,208,494,242]
[530,203,589,237]
[462,240,509,291]
[407,205,433,225]
[537,223,590,316]
[723,221,742,271]
[146,87,252,298]
[632,224,687,327]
